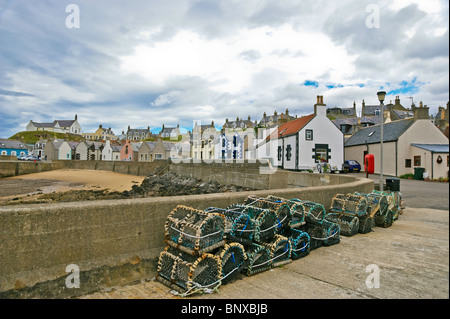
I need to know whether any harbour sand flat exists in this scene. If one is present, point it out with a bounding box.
[0,169,145,201]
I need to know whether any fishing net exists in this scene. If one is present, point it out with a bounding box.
[215,242,247,284]
[156,246,222,294]
[243,243,272,276]
[266,195,306,228]
[227,204,278,244]
[284,228,310,260]
[164,205,226,254]
[324,213,359,236]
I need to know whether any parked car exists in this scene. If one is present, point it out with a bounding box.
[345,160,361,172]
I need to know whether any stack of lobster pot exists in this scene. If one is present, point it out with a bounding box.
[264,195,340,252]
[326,193,369,236]
[225,202,292,274]
[369,190,404,228]
[156,205,247,294]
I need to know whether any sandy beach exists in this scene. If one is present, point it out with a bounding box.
[0,169,145,201]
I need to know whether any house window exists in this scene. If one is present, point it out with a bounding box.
[233,150,237,159]
[233,136,237,147]
[125,146,128,154]
[305,129,313,141]
[277,146,282,161]
[414,156,421,166]
[11,151,17,156]
[155,154,162,159]
[1,151,6,155]
[222,139,226,147]
[405,159,412,168]
[222,150,225,159]
[286,145,292,161]
[314,144,329,163]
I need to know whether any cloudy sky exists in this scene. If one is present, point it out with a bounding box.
[0,0,448,138]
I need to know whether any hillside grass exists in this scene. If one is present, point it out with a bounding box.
[9,131,86,144]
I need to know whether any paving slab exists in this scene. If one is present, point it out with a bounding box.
[79,207,449,300]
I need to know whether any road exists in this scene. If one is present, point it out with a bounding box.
[79,173,449,301]
[354,172,449,211]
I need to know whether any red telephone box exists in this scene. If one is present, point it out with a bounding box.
[365,154,374,174]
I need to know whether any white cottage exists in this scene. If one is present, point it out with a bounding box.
[257,96,345,171]
[345,104,449,179]
[102,140,121,161]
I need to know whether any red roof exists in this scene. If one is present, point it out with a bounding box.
[266,113,315,141]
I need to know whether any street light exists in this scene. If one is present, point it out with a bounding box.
[377,91,386,192]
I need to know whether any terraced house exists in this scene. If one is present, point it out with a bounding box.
[0,139,28,157]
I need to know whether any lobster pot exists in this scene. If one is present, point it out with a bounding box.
[296,200,326,225]
[382,191,403,221]
[285,228,310,260]
[325,213,359,237]
[358,215,375,234]
[265,195,306,228]
[205,206,243,234]
[164,205,225,254]
[243,243,272,276]
[262,235,291,267]
[330,193,368,217]
[300,223,325,250]
[322,219,340,247]
[375,209,395,228]
[330,194,347,212]
[243,195,292,232]
[215,243,247,284]
[369,191,389,218]
[389,191,403,220]
[344,194,368,217]
[156,246,222,293]
[228,205,278,244]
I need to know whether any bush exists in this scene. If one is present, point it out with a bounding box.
[399,173,414,179]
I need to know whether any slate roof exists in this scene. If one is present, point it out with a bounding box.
[0,139,28,149]
[411,144,449,153]
[56,120,76,127]
[31,119,76,128]
[345,118,414,147]
[362,105,382,116]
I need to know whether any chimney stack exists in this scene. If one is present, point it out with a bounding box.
[413,101,429,120]
[314,95,326,115]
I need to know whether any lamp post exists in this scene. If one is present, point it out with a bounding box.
[377,91,386,192]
